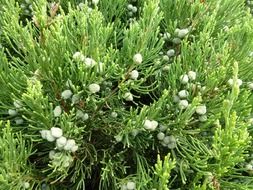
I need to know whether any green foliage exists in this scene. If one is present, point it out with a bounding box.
[0,0,253,189]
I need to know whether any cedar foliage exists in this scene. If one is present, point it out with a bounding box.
[0,0,253,189]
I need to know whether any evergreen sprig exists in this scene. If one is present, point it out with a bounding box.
[0,0,253,189]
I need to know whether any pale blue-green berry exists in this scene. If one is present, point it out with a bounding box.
[73,51,85,61]
[56,136,67,149]
[132,6,138,13]
[15,118,24,125]
[196,105,207,115]
[115,135,123,142]
[199,115,207,122]
[177,28,189,38]
[150,120,158,130]
[88,83,100,93]
[111,111,118,118]
[144,119,152,130]
[121,184,128,190]
[163,65,171,71]
[130,70,139,80]
[8,109,18,116]
[127,4,133,10]
[53,106,62,117]
[157,132,165,141]
[163,32,171,40]
[228,78,242,87]
[180,74,189,84]
[166,49,175,57]
[41,183,47,190]
[76,110,84,119]
[188,71,196,81]
[163,136,171,144]
[51,127,63,138]
[84,57,96,67]
[92,0,99,5]
[123,92,133,101]
[128,11,134,17]
[23,182,30,189]
[72,94,80,104]
[162,55,169,61]
[133,53,143,64]
[83,113,89,120]
[20,4,26,9]
[40,130,49,139]
[178,90,189,99]
[167,135,176,149]
[45,131,56,142]
[126,181,136,190]
[61,89,73,99]
[168,142,176,149]
[71,145,78,152]
[172,38,181,44]
[178,100,189,109]
[76,110,89,121]
[64,139,76,151]
[78,3,85,9]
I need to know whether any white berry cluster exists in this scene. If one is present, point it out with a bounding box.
[121,181,136,190]
[156,125,176,148]
[160,32,171,41]
[143,119,158,131]
[76,110,89,121]
[161,27,189,46]
[127,3,138,18]
[73,52,97,68]
[162,48,175,62]
[175,71,197,110]
[40,127,78,153]
[8,100,24,125]
[20,0,33,16]
[157,132,177,149]
[227,78,243,87]
[196,105,207,122]
[122,53,143,101]
[61,87,82,105]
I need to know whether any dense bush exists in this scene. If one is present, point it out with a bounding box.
[1,0,253,189]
